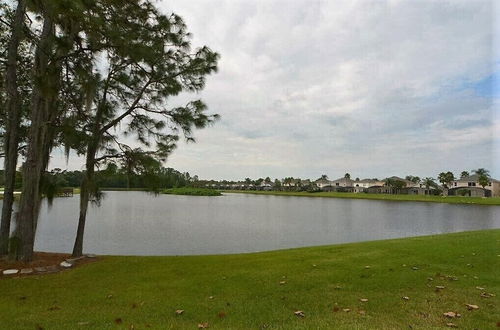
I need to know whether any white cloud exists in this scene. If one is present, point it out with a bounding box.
[49,0,499,180]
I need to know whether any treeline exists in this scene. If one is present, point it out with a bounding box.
[0,166,195,190]
[0,1,218,261]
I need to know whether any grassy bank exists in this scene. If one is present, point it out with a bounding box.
[163,187,222,196]
[224,190,500,205]
[100,187,149,191]
[0,230,498,329]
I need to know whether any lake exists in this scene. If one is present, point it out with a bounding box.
[10,191,500,255]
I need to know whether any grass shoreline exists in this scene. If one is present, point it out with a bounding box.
[0,229,498,329]
[223,190,500,205]
[163,187,222,196]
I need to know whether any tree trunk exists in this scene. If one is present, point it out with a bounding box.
[72,173,91,257]
[72,145,97,257]
[15,15,55,262]
[0,0,26,256]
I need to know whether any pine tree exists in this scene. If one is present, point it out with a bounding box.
[66,2,219,257]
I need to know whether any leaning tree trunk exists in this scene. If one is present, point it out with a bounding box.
[0,0,26,256]
[15,16,55,262]
[72,145,97,257]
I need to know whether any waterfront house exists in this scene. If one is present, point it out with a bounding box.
[448,174,500,197]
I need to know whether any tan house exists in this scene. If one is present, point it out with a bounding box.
[449,174,500,197]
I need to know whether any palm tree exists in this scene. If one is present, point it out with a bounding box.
[472,168,489,177]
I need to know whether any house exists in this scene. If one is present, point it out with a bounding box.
[330,177,355,187]
[384,176,421,188]
[448,174,500,197]
[259,181,274,191]
[353,178,385,189]
[314,178,331,190]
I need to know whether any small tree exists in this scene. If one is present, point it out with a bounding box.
[405,175,420,184]
[438,171,454,189]
[460,171,469,179]
[344,173,351,179]
[477,174,490,189]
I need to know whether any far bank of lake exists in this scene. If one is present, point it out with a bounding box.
[224,190,500,205]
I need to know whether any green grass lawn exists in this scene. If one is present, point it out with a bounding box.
[224,190,500,205]
[163,187,222,196]
[1,230,499,329]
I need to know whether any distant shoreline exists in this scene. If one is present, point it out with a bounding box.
[223,190,500,205]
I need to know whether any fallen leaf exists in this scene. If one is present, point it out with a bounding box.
[332,306,340,312]
[342,308,351,312]
[208,296,214,300]
[360,298,368,302]
[279,281,286,285]
[217,311,226,318]
[114,318,123,324]
[446,323,457,328]
[107,294,113,299]
[77,322,90,326]
[294,311,305,317]
[358,310,366,315]
[48,306,61,311]
[412,267,419,270]
[480,292,495,298]
[197,323,209,328]
[364,266,371,269]
[131,303,137,309]
[465,304,479,310]
[35,325,44,330]
[175,310,184,315]
[402,296,410,301]
[443,312,461,318]
[475,286,485,290]
[436,286,446,290]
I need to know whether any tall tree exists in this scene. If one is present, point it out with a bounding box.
[68,4,219,257]
[344,173,350,179]
[460,171,469,179]
[0,0,26,256]
[15,0,100,261]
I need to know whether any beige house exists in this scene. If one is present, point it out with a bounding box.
[353,178,385,188]
[449,174,500,197]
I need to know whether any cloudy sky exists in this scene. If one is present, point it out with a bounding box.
[52,0,499,180]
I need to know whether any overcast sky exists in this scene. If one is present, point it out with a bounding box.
[51,0,500,181]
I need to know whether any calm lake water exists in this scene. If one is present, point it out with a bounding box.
[8,191,500,255]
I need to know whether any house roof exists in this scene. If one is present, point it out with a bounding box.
[357,178,380,183]
[455,174,499,183]
[384,176,414,185]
